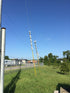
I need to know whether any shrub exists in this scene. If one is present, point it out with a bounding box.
[60,62,69,74]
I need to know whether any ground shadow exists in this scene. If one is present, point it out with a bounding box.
[57,71,69,75]
[56,83,70,93]
[57,71,65,75]
[4,69,21,93]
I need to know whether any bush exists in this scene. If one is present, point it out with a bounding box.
[68,63,70,71]
[60,62,69,74]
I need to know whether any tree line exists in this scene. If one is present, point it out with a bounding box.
[39,50,70,74]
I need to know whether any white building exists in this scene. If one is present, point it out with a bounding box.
[22,59,26,64]
[5,59,22,67]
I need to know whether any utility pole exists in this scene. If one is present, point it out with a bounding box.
[0,0,2,28]
[34,40,40,73]
[1,28,6,93]
[29,31,36,76]
[0,0,2,92]
[0,0,6,93]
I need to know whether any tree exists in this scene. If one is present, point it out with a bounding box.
[48,53,53,65]
[57,60,61,66]
[63,50,70,60]
[44,56,48,65]
[53,55,58,66]
[5,56,9,60]
[60,62,69,74]
[39,57,43,63]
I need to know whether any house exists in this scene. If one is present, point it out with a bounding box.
[5,59,22,67]
[12,59,21,65]
[27,60,37,63]
[22,59,27,64]
[5,60,16,67]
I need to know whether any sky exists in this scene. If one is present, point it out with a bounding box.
[1,0,70,59]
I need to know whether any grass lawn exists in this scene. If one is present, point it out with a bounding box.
[4,66,70,93]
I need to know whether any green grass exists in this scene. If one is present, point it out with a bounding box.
[4,66,70,93]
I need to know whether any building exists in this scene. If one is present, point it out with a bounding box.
[21,59,28,64]
[5,59,22,67]
[27,60,37,63]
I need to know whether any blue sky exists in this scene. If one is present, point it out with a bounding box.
[1,0,70,59]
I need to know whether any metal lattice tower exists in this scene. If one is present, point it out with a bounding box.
[29,31,36,76]
[34,40,40,73]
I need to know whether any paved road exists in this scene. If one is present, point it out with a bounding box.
[5,63,38,71]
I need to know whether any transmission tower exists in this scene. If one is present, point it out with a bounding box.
[29,31,36,76]
[34,40,40,73]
